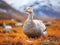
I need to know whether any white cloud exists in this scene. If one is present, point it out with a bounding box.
[3,0,60,18]
[32,5,39,9]
[4,0,36,9]
[39,12,49,18]
[4,0,60,12]
[49,0,60,12]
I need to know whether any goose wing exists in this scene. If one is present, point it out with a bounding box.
[33,20,46,32]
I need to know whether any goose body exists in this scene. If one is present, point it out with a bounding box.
[23,7,47,38]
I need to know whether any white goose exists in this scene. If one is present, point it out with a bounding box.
[23,7,47,39]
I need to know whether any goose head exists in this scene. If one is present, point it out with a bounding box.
[25,7,33,14]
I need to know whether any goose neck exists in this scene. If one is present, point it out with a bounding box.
[28,13,33,20]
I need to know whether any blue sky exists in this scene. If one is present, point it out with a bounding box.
[4,0,60,12]
[4,0,60,18]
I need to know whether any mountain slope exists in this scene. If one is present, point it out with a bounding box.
[20,0,60,18]
[0,0,26,21]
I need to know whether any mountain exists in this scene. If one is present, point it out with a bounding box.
[20,0,60,19]
[0,0,27,22]
[1,0,60,20]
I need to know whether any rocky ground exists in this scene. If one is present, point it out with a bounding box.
[0,19,60,45]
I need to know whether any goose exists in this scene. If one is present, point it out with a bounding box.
[23,7,47,39]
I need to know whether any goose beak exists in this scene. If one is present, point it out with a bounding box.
[25,9,31,12]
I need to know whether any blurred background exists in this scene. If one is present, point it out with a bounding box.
[0,0,60,21]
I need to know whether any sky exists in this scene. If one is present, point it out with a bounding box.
[4,0,36,9]
[3,0,60,18]
[4,0,60,12]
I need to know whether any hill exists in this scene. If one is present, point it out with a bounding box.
[0,0,27,22]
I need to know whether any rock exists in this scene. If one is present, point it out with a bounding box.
[48,35,58,42]
[40,40,56,45]
[52,21,58,24]
[15,23,23,27]
[13,30,18,33]
[56,26,60,30]
[1,30,11,33]
[45,22,52,26]
[51,36,58,42]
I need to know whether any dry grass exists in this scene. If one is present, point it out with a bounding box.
[0,19,60,45]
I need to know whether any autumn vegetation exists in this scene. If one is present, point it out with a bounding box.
[0,19,60,45]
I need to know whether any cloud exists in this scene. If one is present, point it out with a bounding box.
[50,0,60,12]
[3,0,60,18]
[4,0,36,9]
[4,0,60,10]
